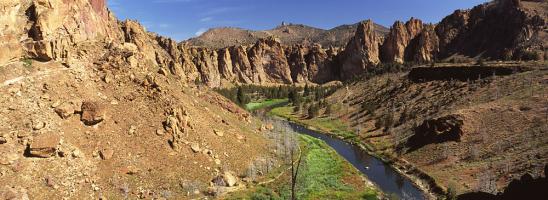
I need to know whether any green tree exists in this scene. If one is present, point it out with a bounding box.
[303,84,310,97]
[325,104,333,115]
[237,86,250,106]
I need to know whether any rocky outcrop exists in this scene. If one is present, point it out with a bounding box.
[338,20,382,79]
[3,0,545,88]
[407,115,464,150]
[435,0,546,60]
[248,37,293,84]
[287,44,337,83]
[406,24,440,63]
[381,18,424,63]
[0,0,122,64]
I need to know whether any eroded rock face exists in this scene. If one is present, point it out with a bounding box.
[248,37,293,84]
[287,44,337,83]
[435,0,546,60]
[0,0,122,64]
[381,18,424,63]
[407,115,464,150]
[406,24,439,63]
[338,20,382,79]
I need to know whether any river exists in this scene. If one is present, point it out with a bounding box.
[267,116,426,200]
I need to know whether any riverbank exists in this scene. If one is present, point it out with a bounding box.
[226,134,381,200]
[268,106,446,199]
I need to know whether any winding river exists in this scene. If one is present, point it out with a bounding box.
[267,116,426,200]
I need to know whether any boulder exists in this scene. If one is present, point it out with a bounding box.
[99,148,114,160]
[213,129,224,137]
[54,102,75,119]
[212,171,238,187]
[190,143,201,153]
[407,115,464,150]
[27,133,61,158]
[81,101,105,126]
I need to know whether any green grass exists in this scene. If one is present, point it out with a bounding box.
[269,106,356,140]
[226,135,378,200]
[246,99,289,111]
[294,135,378,200]
[21,58,33,69]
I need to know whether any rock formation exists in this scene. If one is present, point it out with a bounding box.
[381,18,424,63]
[1,0,544,88]
[435,0,546,60]
[338,20,382,79]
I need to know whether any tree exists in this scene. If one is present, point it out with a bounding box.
[325,104,333,115]
[303,84,310,97]
[307,104,320,118]
[237,86,250,106]
[288,89,302,106]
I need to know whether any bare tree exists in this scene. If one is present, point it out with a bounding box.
[280,122,302,200]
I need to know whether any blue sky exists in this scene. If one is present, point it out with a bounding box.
[108,0,489,41]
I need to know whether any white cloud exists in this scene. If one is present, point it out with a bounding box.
[159,23,171,28]
[195,28,208,36]
[200,17,213,22]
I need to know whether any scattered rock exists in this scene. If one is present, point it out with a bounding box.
[32,121,46,131]
[156,129,165,136]
[54,102,75,119]
[214,159,221,165]
[27,133,61,158]
[212,171,238,187]
[191,143,201,153]
[99,149,114,160]
[81,101,105,126]
[236,134,245,140]
[213,129,224,137]
[16,132,30,138]
[0,136,6,144]
[72,149,83,158]
[128,125,137,135]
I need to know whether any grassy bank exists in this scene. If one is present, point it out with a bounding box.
[227,135,379,200]
[268,106,356,141]
[246,99,289,111]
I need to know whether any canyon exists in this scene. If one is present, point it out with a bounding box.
[1,0,545,88]
[0,0,546,199]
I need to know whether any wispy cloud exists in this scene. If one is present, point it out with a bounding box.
[200,17,213,22]
[159,23,171,28]
[195,28,208,36]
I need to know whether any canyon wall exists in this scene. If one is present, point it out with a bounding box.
[1,0,545,87]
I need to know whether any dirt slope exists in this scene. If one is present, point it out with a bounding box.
[320,62,547,195]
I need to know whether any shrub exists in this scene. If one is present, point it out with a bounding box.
[21,58,33,68]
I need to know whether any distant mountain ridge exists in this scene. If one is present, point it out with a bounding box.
[185,22,389,49]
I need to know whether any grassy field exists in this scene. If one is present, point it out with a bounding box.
[269,106,356,140]
[246,99,289,111]
[227,135,379,200]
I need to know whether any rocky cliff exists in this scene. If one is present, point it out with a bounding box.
[1,0,545,88]
[338,20,382,79]
[0,0,122,64]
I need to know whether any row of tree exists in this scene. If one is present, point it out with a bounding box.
[215,84,340,108]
